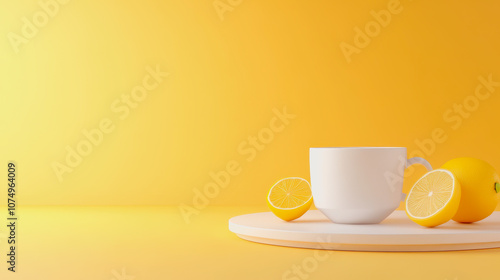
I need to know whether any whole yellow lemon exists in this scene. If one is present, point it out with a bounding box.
[441,158,500,223]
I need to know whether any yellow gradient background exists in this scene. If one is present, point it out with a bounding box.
[2,1,500,280]
[1,0,499,209]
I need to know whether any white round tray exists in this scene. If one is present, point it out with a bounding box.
[229,210,500,251]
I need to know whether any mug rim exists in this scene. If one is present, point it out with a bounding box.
[310,147,406,149]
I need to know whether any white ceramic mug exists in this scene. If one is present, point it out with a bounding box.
[310,147,432,224]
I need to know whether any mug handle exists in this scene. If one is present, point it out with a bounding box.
[400,157,433,201]
[406,157,433,171]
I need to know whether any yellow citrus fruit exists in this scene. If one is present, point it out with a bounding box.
[267,177,313,221]
[441,157,500,223]
[405,169,461,227]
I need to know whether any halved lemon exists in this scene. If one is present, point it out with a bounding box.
[267,177,313,221]
[406,169,461,227]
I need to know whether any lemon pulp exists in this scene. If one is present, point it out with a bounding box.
[406,169,461,227]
